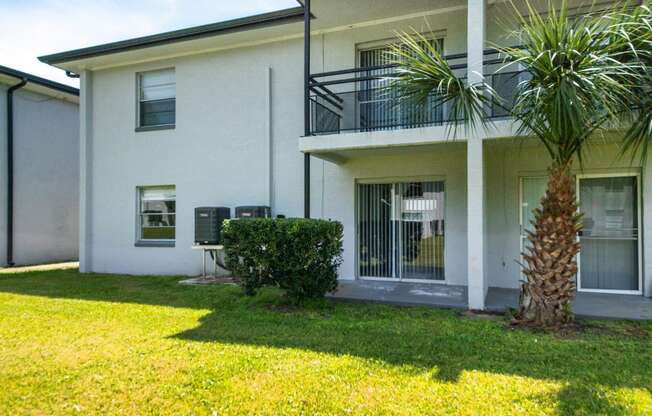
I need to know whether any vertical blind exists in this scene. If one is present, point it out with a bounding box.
[358,183,394,277]
[579,176,639,291]
[358,38,444,131]
[358,181,445,280]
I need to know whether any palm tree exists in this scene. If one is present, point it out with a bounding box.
[388,1,651,326]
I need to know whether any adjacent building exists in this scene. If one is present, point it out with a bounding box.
[0,66,80,266]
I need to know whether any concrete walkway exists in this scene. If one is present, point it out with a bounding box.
[0,261,78,274]
[331,280,652,320]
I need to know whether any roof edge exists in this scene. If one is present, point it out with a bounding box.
[38,6,305,66]
[0,65,79,96]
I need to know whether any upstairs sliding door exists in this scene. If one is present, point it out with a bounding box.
[357,180,445,282]
[358,38,444,132]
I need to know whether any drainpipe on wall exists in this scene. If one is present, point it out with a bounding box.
[303,0,311,218]
[6,78,27,266]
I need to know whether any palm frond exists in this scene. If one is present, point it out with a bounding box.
[387,1,650,165]
[496,0,648,165]
[386,30,496,137]
[613,4,652,162]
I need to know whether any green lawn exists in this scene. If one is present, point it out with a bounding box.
[1,269,651,415]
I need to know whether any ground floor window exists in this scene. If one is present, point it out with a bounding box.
[577,174,641,293]
[138,186,176,242]
[357,180,445,281]
[520,174,641,294]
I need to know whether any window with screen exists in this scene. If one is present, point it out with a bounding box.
[138,186,176,242]
[138,68,175,128]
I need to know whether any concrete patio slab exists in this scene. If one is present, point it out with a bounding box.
[330,280,652,320]
[486,287,652,320]
[329,280,467,309]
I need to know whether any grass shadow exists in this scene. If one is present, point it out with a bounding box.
[554,384,635,416]
[1,269,651,412]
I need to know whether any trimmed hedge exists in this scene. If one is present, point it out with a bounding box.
[223,218,343,301]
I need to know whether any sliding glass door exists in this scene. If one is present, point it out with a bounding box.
[357,180,445,281]
[358,38,444,132]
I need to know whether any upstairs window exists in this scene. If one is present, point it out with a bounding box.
[138,68,175,128]
[138,186,176,242]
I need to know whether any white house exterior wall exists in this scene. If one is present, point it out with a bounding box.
[87,40,306,275]
[79,1,651,304]
[84,10,473,276]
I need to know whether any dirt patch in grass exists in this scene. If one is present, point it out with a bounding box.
[584,321,650,339]
[178,276,237,285]
[461,310,506,321]
[505,318,650,340]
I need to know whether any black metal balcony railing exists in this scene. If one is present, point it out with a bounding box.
[308,49,528,135]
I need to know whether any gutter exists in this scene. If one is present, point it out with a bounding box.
[38,7,306,65]
[0,65,78,96]
[6,78,27,266]
[303,0,311,218]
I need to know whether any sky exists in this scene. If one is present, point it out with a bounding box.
[0,0,299,87]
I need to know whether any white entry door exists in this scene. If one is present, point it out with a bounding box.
[520,177,547,260]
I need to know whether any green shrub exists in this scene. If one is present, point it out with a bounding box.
[223,218,343,301]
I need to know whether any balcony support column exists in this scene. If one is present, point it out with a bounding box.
[466,0,487,310]
[303,0,311,218]
[644,152,652,297]
[79,70,93,273]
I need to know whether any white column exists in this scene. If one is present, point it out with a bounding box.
[467,137,486,309]
[467,0,487,309]
[644,154,652,297]
[79,70,93,272]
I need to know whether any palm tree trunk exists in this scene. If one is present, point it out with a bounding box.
[518,163,582,326]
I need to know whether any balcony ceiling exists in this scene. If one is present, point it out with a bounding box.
[309,0,467,31]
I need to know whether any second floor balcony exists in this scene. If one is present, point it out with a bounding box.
[308,49,527,137]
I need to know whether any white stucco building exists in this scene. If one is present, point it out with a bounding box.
[0,66,79,267]
[39,0,652,316]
